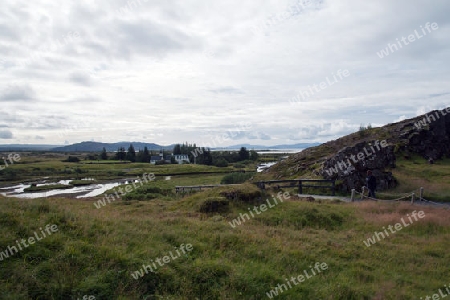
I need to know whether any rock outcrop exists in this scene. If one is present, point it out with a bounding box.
[264,107,450,193]
[320,140,397,192]
[397,109,450,159]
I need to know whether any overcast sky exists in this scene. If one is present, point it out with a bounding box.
[1,0,449,146]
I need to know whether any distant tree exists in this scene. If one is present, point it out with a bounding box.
[197,147,213,165]
[173,144,182,155]
[137,146,150,162]
[358,124,371,137]
[249,150,259,161]
[100,147,108,160]
[141,146,150,162]
[116,147,126,161]
[126,144,136,162]
[238,147,250,161]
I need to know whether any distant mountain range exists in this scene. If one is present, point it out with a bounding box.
[0,141,320,152]
[0,144,60,151]
[51,142,175,152]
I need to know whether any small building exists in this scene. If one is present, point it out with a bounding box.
[173,154,190,164]
[150,150,188,164]
[150,155,162,164]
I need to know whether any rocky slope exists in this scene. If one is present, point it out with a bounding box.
[264,107,450,192]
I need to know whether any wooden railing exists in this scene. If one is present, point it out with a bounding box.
[255,179,336,196]
[175,184,241,193]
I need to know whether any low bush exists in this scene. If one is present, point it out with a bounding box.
[214,158,229,168]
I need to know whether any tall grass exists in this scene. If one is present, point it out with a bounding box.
[0,185,449,299]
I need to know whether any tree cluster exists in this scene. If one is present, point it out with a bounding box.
[172,143,258,167]
[97,145,152,162]
[96,143,259,165]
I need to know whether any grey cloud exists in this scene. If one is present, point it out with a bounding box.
[76,18,199,62]
[0,112,24,124]
[118,21,194,55]
[257,132,271,140]
[0,84,35,101]
[1,0,450,145]
[245,131,271,140]
[0,24,19,41]
[0,130,13,139]
[69,72,93,86]
[428,92,450,98]
[210,87,244,94]
[227,131,247,140]
[24,115,69,130]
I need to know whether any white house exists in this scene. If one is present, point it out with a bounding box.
[150,151,190,164]
[173,154,190,164]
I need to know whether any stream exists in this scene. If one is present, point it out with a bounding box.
[0,178,140,199]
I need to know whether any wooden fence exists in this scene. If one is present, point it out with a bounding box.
[175,184,241,194]
[255,179,336,196]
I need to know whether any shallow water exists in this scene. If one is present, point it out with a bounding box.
[257,162,277,172]
[0,180,121,199]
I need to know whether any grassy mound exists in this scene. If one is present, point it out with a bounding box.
[69,180,97,186]
[23,184,73,192]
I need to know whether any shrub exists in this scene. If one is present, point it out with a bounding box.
[214,158,228,168]
[63,156,80,163]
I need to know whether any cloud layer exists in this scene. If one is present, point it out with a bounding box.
[1,0,449,146]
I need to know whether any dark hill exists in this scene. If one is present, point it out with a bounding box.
[51,141,174,152]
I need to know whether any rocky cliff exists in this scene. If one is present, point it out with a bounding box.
[264,107,450,193]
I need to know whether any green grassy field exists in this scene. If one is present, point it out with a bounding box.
[1,152,449,299]
[384,154,450,202]
[0,152,256,185]
[0,184,449,299]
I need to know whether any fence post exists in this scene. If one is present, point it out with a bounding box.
[298,181,303,194]
[361,186,366,201]
[411,193,415,204]
[419,187,424,201]
[351,189,355,202]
